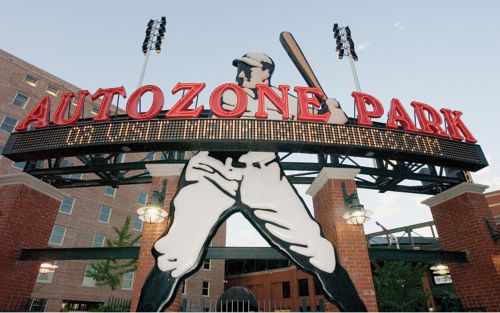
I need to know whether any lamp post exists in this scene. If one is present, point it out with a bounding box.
[341,182,372,225]
[138,17,166,88]
[137,179,169,223]
[333,23,361,92]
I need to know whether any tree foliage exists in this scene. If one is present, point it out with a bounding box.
[86,216,142,290]
[373,260,430,312]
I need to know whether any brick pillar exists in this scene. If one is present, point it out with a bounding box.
[306,168,377,312]
[422,182,500,311]
[0,173,66,311]
[131,164,183,312]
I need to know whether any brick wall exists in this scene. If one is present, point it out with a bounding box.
[131,176,181,311]
[429,190,500,311]
[0,183,61,310]
[312,178,378,312]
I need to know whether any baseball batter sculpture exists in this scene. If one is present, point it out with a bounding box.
[137,52,367,312]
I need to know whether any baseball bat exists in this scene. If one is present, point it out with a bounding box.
[279,31,328,100]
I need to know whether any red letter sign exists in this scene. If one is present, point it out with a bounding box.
[386,98,419,132]
[210,83,247,118]
[440,108,477,143]
[166,83,205,118]
[294,87,330,122]
[127,85,164,120]
[410,101,448,137]
[351,92,384,126]
[255,84,290,120]
[53,90,90,126]
[91,86,127,122]
[15,96,51,131]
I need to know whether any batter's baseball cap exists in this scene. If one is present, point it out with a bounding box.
[232,53,275,71]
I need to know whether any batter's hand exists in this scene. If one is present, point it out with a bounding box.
[185,151,243,197]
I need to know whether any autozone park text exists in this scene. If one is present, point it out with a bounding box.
[14,83,477,144]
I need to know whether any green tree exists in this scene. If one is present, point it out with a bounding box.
[373,261,430,312]
[86,216,142,290]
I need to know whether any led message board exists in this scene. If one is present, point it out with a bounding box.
[3,117,487,171]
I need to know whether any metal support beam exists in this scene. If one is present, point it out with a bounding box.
[20,246,467,263]
[368,248,467,263]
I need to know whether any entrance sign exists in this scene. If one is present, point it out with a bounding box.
[1,31,489,312]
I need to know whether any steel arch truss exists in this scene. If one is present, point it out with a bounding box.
[22,151,467,194]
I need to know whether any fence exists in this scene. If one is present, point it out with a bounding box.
[379,296,485,312]
[181,297,325,312]
[102,297,131,312]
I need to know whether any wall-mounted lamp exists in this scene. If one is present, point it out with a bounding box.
[341,182,372,225]
[430,264,449,276]
[137,179,168,223]
[39,262,58,274]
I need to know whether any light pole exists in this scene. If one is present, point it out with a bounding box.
[333,23,361,93]
[138,17,166,88]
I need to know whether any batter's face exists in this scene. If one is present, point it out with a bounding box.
[237,66,270,88]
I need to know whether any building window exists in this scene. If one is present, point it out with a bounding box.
[98,206,112,223]
[116,153,125,163]
[137,191,148,206]
[0,116,18,133]
[82,265,96,287]
[36,271,54,284]
[91,104,99,115]
[122,272,135,290]
[181,280,187,294]
[298,279,309,297]
[59,196,75,214]
[49,225,66,246]
[202,281,210,296]
[24,74,38,87]
[160,151,185,160]
[92,234,106,247]
[203,259,211,270]
[133,216,143,232]
[12,161,26,170]
[313,278,322,295]
[45,85,59,96]
[494,215,500,225]
[104,186,116,197]
[145,151,154,161]
[61,159,83,180]
[12,92,30,107]
[282,281,290,298]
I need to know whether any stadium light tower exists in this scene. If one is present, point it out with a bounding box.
[138,17,166,88]
[333,23,361,92]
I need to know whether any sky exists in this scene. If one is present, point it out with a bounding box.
[1,0,499,246]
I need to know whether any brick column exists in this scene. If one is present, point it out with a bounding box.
[306,168,377,312]
[0,173,66,311]
[422,182,500,311]
[131,164,183,312]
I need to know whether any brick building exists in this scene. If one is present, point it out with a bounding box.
[0,49,225,311]
[226,264,325,312]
